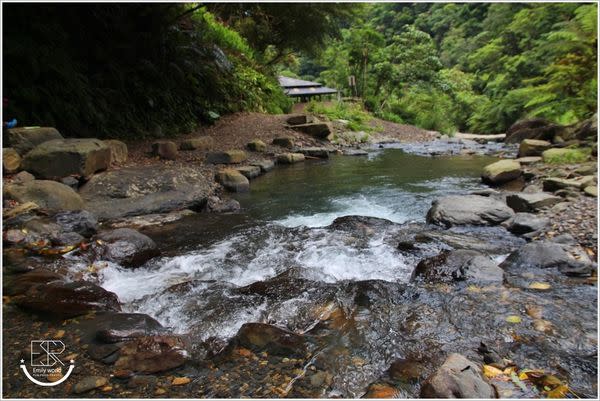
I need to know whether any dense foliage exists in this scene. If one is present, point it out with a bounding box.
[294,3,597,134]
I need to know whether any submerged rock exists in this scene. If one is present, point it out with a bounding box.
[426,195,514,227]
[4,180,84,212]
[92,228,160,267]
[22,138,111,179]
[420,353,496,398]
[79,165,213,221]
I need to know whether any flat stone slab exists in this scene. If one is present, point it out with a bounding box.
[4,180,84,212]
[505,192,562,212]
[294,147,330,159]
[79,165,213,221]
[277,153,305,164]
[206,150,247,164]
[515,156,542,165]
[290,123,333,140]
[6,126,63,155]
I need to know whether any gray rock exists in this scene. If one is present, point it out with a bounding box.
[542,177,582,192]
[272,137,295,149]
[505,192,562,212]
[206,196,241,213]
[216,169,250,192]
[290,122,333,140]
[503,213,549,235]
[584,185,597,197]
[504,118,562,144]
[61,176,80,189]
[14,280,121,318]
[286,115,314,126]
[179,137,213,151]
[426,195,514,227]
[4,180,84,212]
[247,139,267,152]
[295,147,330,159]
[518,139,551,157]
[103,139,128,164]
[21,138,111,179]
[420,353,496,398]
[236,165,261,179]
[12,171,35,184]
[343,149,368,156]
[6,126,63,155]
[79,165,213,221]
[277,153,305,164]
[500,241,583,271]
[251,160,275,172]
[481,160,521,185]
[54,210,98,237]
[411,250,503,284]
[73,376,108,394]
[206,150,247,164]
[151,141,178,160]
[93,228,160,267]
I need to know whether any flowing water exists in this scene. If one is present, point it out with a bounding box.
[84,148,596,397]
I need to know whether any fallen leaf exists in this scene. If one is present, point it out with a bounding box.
[171,377,191,386]
[506,315,522,324]
[546,384,569,398]
[528,282,551,290]
[483,365,504,378]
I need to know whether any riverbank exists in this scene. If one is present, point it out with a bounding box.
[2,111,598,398]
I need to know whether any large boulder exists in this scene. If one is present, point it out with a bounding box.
[13,280,121,319]
[426,195,514,227]
[542,148,590,164]
[92,228,160,267]
[151,141,178,160]
[216,169,250,192]
[572,113,597,140]
[411,250,503,284]
[3,148,21,173]
[6,126,63,155]
[277,153,305,164]
[505,193,562,212]
[518,139,551,157]
[504,118,563,144]
[290,122,333,140]
[206,150,247,164]
[503,213,549,235]
[21,138,111,179]
[481,160,521,185]
[420,353,496,398]
[103,140,128,164]
[4,180,84,212]
[79,165,213,221]
[54,210,98,237]
[179,136,214,151]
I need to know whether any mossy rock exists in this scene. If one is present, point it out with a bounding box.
[518,139,551,157]
[276,153,305,164]
[216,169,250,192]
[481,159,521,185]
[206,150,247,164]
[542,148,591,164]
[247,139,267,152]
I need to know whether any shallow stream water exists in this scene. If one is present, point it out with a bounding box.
[86,148,596,397]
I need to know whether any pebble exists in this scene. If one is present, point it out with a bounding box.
[171,377,191,386]
[72,376,108,394]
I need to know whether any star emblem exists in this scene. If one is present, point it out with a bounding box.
[20,359,24,364]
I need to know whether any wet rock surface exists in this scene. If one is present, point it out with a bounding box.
[426,195,514,227]
[92,228,160,267]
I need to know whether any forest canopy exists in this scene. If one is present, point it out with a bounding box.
[2,2,597,138]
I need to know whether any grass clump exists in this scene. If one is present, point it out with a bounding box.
[542,147,592,164]
[306,101,374,132]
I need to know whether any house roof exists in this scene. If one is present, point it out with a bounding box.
[284,86,338,97]
[278,76,322,88]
